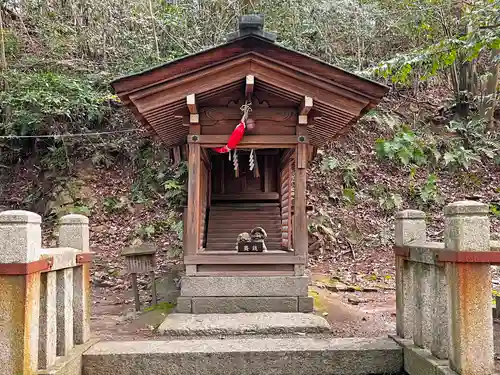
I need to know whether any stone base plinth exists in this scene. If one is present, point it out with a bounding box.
[181,276,309,297]
[176,296,314,314]
[178,276,311,313]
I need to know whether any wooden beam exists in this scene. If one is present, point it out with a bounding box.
[184,254,305,265]
[188,135,305,147]
[245,75,254,99]
[181,107,298,127]
[186,94,199,124]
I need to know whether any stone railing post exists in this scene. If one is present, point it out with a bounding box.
[0,210,43,374]
[394,210,426,339]
[444,201,494,375]
[58,214,91,346]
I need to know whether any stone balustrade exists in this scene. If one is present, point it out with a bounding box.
[0,210,92,375]
[394,200,497,375]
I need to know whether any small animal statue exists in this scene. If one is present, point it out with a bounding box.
[250,227,268,252]
[236,232,251,250]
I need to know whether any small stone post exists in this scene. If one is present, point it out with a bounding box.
[0,210,42,374]
[444,201,494,375]
[59,214,91,345]
[394,210,426,339]
[431,252,449,360]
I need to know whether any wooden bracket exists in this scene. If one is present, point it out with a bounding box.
[0,258,53,275]
[245,75,254,100]
[298,96,313,125]
[186,94,199,124]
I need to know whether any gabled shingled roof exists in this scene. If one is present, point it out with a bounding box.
[111,31,388,148]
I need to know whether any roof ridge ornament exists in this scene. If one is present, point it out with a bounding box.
[226,14,277,42]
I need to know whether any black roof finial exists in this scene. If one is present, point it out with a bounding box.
[226,14,277,42]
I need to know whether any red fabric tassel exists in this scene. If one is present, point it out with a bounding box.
[212,121,245,153]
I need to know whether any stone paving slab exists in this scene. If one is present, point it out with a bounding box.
[157,312,331,336]
[83,337,403,375]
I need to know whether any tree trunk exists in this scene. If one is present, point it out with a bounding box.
[0,6,8,94]
[0,7,6,73]
[453,0,472,119]
[148,0,160,60]
[456,59,475,118]
[485,49,499,129]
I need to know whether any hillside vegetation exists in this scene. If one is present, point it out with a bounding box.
[0,0,499,288]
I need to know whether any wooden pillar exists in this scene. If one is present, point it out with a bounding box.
[294,134,308,260]
[185,143,201,257]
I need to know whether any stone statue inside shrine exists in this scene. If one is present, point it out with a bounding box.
[250,227,268,252]
[235,232,251,250]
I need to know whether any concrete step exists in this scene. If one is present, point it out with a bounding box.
[82,337,403,375]
[157,313,331,336]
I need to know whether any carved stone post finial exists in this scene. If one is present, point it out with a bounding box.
[0,210,42,374]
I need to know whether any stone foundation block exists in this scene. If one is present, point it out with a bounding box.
[298,296,313,312]
[191,297,298,313]
[181,276,309,297]
[175,297,192,313]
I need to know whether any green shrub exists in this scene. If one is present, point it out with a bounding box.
[375,127,439,167]
[414,174,441,206]
[0,70,109,137]
[443,146,481,170]
[379,193,403,212]
[320,156,340,172]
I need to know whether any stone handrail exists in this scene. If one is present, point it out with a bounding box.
[0,211,91,374]
[394,201,495,375]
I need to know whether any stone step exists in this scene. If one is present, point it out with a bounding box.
[157,313,330,336]
[210,212,281,217]
[211,204,280,209]
[208,219,281,224]
[207,234,283,240]
[82,337,403,375]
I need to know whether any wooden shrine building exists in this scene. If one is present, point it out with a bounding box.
[112,15,388,313]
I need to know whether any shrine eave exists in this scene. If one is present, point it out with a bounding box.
[111,33,389,148]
